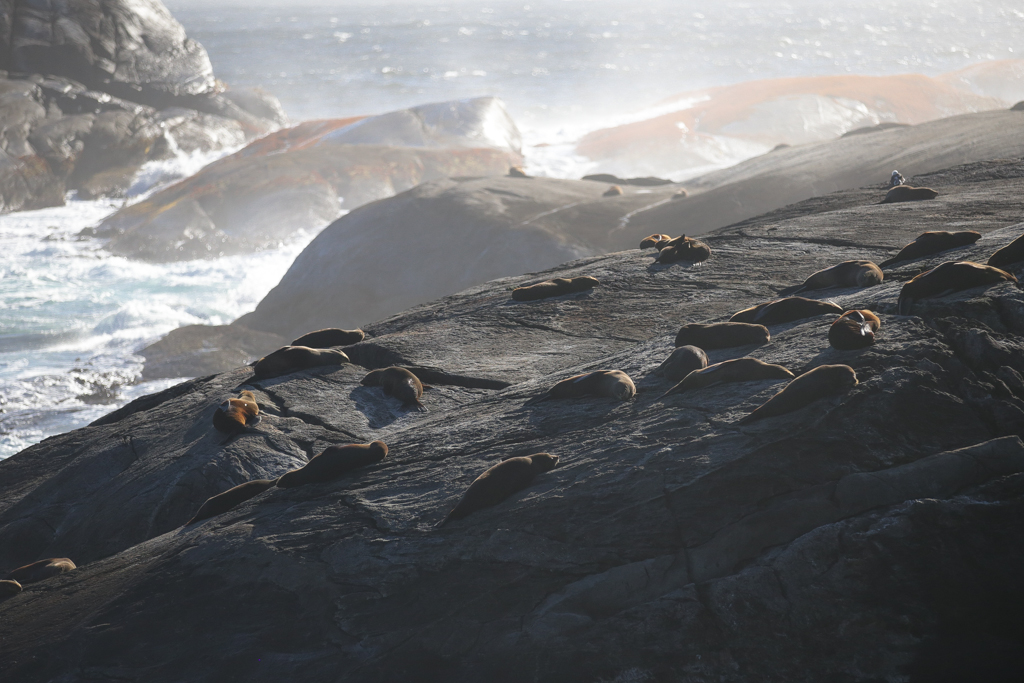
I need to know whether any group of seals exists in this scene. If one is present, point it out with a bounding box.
[526,370,636,404]
[438,453,559,526]
[253,346,350,379]
[654,235,711,265]
[731,297,844,325]
[511,276,599,302]
[639,233,671,249]
[779,260,883,296]
[361,367,429,412]
[212,390,261,433]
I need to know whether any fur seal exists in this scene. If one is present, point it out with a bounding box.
[527,370,636,405]
[290,328,365,349]
[881,231,981,266]
[603,185,623,197]
[988,232,1024,269]
[674,322,770,349]
[659,358,794,399]
[780,260,883,296]
[655,235,711,264]
[361,366,428,412]
[739,364,858,424]
[653,345,709,381]
[0,579,21,599]
[509,166,529,178]
[186,479,278,525]
[897,261,1018,315]
[5,558,76,584]
[829,310,881,350]
[730,297,844,325]
[253,346,350,379]
[438,453,559,526]
[276,441,388,488]
[671,188,688,199]
[212,389,261,433]
[639,233,671,249]
[881,186,938,203]
[512,276,599,302]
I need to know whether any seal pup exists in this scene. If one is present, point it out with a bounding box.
[639,233,671,249]
[0,579,21,599]
[253,346,350,379]
[212,389,261,433]
[897,261,1017,315]
[739,364,858,424]
[290,328,365,349]
[829,310,881,350]
[653,345,708,382]
[988,232,1024,269]
[881,231,981,266]
[5,558,76,585]
[277,441,388,488]
[730,297,844,325]
[437,453,559,526]
[361,366,429,412]
[675,322,770,349]
[603,185,623,197]
[780,260,883,296]
[659,358,794,399]
[881,186,938,203]
[526,370,636,405]
[186,479,279,525]
[655,235,711,264]
[512,276,599,302]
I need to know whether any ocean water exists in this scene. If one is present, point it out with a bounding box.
[1,0,1023,458]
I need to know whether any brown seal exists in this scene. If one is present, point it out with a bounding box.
[508,166,529,178]
[781,260,883,296]
[253,346,350,379]
[655,235,711,264]
[277,441,388,488]
[438,452,559,526]
[653,345,709,381]
[897,261,1017,315]
[988,232,1024,269]
[659,358,793,399]
[674,322,770,349]
[0,579,22,599]
[881,186,938,203]
[361,366,428,412]
[526,370,636,405]
[881,231,981,266]
[5,558,76,585]
[603,185,623,197]
[512,276,599,302]
[730,297,844,325]
[290,328,365,349]
[739,364,858,424]
[186,479,279,525]
[828,310,881,350]
[671,188,688,199]
[639,233,671,249]
[212,389,261,433]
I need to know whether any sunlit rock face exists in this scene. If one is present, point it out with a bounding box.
[577,61,1024,180]
[97,97,526,262]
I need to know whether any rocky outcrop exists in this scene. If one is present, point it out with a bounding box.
[2,158,1024,681]
[95,97,524,261]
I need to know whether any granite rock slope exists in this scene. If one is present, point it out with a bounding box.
[2,160,1024,681]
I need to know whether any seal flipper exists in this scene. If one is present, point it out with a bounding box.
[405,399,428,413]
[778,283,806,297]
[524,392,552,406]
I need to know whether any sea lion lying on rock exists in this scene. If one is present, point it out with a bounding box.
[0,580,22,599]
[653,345,709,381]
[5,558,76,585]
[603,185,623,197]
[829,310,881,350]
[253,346,350,379]
[780,260,882,296]
[290,328,365,348]
[881,231,981,266]
[277,441,389,488]
[361,367,429,412]
[988,232,1024,269]
[659,358,794,399]
[897,261,1018,315]
[526,370,636,405]
[655,235,711,264]
[186,479,279,525]
[730,297,844,325]
[675,322,770,349]
[212,390,261,433]
[437,453,559,526]
[639,233,671,249]
[881,186,938,203]
[739,364,858,424]
[511,277,599,302]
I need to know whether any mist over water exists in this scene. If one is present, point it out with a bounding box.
[1,0,1022,458]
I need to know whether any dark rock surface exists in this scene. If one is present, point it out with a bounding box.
[139,324,287,380]
[3,158,1024,681]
